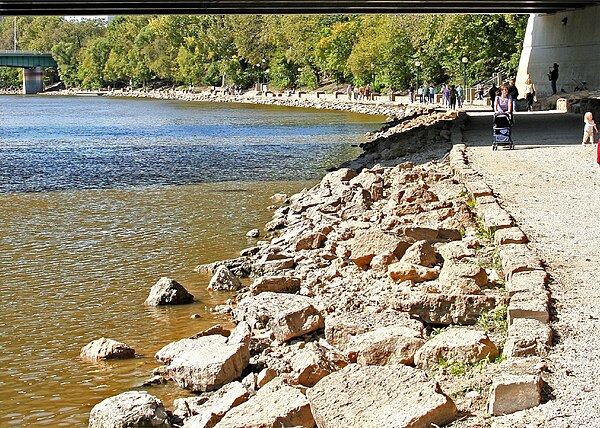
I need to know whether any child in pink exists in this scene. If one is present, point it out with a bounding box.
[582,111,598,145]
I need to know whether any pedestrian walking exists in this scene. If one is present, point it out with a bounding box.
[508,79,519,112]
[582,111,598,145]
[524,77,536,111]
[488,83,498,112]
[457,84,464,108]
[409,83,415,103]
[548,63,559,95]
[346,84,352,100]
[449,85,458,110]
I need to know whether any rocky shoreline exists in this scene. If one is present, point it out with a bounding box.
[72,94,553,427]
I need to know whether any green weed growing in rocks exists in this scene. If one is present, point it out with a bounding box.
[477,304,508,337]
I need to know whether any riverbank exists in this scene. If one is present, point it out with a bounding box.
[83,98,557,427]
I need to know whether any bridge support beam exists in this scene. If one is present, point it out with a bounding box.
[517,4,600,96]
[23,66,44,94]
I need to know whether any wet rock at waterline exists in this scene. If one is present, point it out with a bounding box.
[144,277,194,306]
[80,337,135,361]
[88,391,172,428]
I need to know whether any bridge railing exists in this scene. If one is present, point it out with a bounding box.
[0,50,52,55]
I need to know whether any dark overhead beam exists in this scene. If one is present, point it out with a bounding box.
[1,0,598,15]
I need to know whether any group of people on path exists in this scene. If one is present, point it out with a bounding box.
[408,83,466,109]
[346,84,375,101]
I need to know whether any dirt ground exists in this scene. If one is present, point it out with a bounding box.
[463,109,600,427]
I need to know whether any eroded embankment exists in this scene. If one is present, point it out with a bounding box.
[84,105,553,428]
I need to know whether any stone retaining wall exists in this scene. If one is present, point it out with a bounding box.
[449,143,551,415]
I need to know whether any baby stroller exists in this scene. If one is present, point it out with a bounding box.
[492,112,514,151]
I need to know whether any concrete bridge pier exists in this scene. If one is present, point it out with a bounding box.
[517,3,600,96]
[23,66,44,94]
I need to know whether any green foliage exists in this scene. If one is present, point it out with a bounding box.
[1,14,528,90]
[478,304,508,336]
[434,353,500,377]
[0,67,20,88]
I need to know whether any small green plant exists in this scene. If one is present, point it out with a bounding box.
[475,218,495,242]
[478,304,508,336]
[430,326,447,337]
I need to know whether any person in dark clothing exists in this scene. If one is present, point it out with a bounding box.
[548,63,559,95]
[508,79,519,112]
[488,83,498,111]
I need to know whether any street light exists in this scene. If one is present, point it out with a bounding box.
[256,63,261,91]
[415,60,421,90]
[415,60,421,102]
[461,56,469,103]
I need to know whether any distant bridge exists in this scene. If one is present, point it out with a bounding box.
[0,51,57,68]
[0,0,599,14]
[0,51,57,94]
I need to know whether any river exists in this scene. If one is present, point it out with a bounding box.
[0,94,384,426]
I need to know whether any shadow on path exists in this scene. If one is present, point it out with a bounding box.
[463,110,583,148]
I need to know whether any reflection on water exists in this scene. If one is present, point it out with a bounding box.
[0,95,383,426]
[0,181,313,426]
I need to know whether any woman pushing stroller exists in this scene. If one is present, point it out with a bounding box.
[492,84,515,150]
[494,84,513,118]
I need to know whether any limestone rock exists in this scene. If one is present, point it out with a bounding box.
[414,327,499,370]
[350,228,412,269]
[289,342,337,387]
[438,260,487,294]
[506,270,548,296]
[388,261,440,283]
[504,318,553,357]
[390,292,499,325]
[214,378,315,428]
[307,364,457,428]
[233,292,324,342]
[400,240,437,266]
[438,240,475,262]
[144,277,194,306]
[507,290,550,325]
[294,231,327,251]
[498,244,544,280]
[246,229,260,238]
[345,325,426,366]
[89,391,171,428]
[166,333,250,392]
[80,337,135,361]
[250,275,301,295]
[174,381,249,426]
[208,266,242,291]
[488,374,542,416]
[493,226,528,245]
[324,310,423,351]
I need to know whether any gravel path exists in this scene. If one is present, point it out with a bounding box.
[463,110,600,427]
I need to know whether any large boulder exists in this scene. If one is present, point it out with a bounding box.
[324,310,423,351]
[208,266,242,291]
[164,324,251,392]
[213,378,315,428]
[307,364,457,428]
[80,338,135,361]
[345,325,426,366]
[249,275,301,295]
[89,391,171,428]
[349,228,412,269]
[233,292,324,342]
[391,292,499,325]
[144,277,194,306]
[414,327,499,370]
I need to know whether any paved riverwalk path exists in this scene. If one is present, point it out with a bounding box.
[463,110,600,426]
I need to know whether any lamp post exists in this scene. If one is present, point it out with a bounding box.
[415,60,421,102]
[415,60,421,91]
[461,56,469,103]
[256,63,261,91]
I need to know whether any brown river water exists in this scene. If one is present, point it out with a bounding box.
[0,95,383,426]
